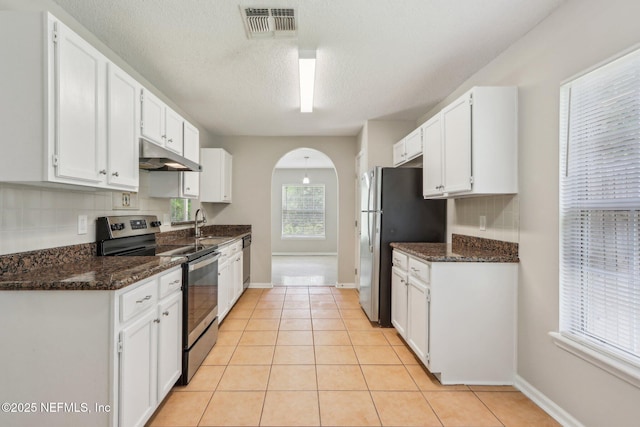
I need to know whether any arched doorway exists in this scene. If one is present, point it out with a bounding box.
[271,148,338,286]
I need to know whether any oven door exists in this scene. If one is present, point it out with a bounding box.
[185,252,220,349]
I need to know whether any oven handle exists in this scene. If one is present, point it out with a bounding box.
[188,252,221,271]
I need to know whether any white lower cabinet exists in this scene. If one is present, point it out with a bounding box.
[391,249,517,385]
[217,240,244,322]
[117,268,183,427]
[0,266,183,427]
[119,309,157,427]
[406,277,430,363]
[390,266,408,338]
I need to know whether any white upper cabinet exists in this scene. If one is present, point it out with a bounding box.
[55,20,106,184]
[393,139,406,166]
[404,127,423,161]
[422,114,444,197]
[164,108,184,155]
[423,86,518,199]
[107,62,140,189]
[148,120,200,199]
[182,122,200,198]
[0,12,139,191]
[183,122,200,162]
[200,148,232,203]
[442,95,473,194]
[140,89,165,147]
[393,127,423,167]
[141,88,184,156]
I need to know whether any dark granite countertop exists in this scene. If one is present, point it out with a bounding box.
[0,255,185,291]
[390,234,519,263]
[0,225,252,291]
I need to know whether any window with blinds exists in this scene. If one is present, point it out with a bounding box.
[559,48,640,369]
[281,184,325,238]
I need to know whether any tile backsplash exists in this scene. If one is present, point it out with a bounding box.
[447,194,519,243]
[0,172,173,255]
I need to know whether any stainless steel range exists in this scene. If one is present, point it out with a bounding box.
[96,215,220,385]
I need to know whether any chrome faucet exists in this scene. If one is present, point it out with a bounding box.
[194,208,206,238]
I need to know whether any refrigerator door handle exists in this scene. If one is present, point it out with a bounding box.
[367,172,375,253]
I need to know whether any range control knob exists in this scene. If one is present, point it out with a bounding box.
[110,223,125,231]
[150,221,162,228]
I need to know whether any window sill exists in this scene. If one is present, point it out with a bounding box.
[549,332,640,389]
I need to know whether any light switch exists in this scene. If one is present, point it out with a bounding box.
[78,215,88,235]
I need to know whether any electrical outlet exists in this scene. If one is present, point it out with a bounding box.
[479,215,487,231]
[122,192,131,207]
[78,215,88,235]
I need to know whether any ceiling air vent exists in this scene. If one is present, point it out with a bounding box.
[241,7,297,39]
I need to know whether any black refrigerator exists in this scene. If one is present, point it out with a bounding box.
[359,167,446,327]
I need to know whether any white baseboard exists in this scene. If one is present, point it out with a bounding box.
[514,374,584,427]
[335,283,356,288]
[248,282,273,289]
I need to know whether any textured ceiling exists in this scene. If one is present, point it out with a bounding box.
[275,148,335,169]
[51,0,564,137]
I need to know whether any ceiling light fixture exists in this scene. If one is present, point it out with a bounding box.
[302,156,310,184]
[299,49,316,113]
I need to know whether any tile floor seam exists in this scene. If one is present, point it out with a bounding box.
[470,389,507,427]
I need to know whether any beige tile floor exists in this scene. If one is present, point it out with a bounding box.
[147,287,560,427]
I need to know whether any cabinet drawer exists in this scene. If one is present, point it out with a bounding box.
[392,251,408,271]
[159,268,182,299]
[121,279,158,322]
[408,258,430,283]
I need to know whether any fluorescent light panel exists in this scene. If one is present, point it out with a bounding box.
[299,50,316,113]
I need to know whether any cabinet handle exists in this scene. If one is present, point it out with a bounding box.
[161,135,166,139]
[153,318,160,323]
[168,138,173,143]
[162,311,170,316]
[136,295,152,304]
[186,187,191,191]
[99,169,107,175]
[170,280,180,285]
[400,279,405,283]
[112,171,119,177]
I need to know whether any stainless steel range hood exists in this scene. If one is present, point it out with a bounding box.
[139,139,202,172]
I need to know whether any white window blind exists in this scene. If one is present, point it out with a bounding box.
[282,184,325,238]
[559,48,640,367]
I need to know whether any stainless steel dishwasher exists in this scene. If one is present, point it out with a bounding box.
[242,234,251,289]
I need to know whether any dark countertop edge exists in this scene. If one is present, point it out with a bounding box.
[390,242,520,263]
[0,257,186,291]
[159,231,250,249]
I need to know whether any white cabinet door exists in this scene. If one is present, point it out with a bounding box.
[54,21,105,184]
[107,62,139,189]
[182,172,200,198]
[218,260,231,322]
[141,89,165,146]
[442,93,472,194]
[223,151,233,202]
[200,148,233,203]
[164,108,184,155]
[422,115,444,198]
[183,122,200,162]
[404,127,423,160]
[392,140,406,166]
[407,278,430,364]
[233,252,243,302]
[119,309,157,427]
[157,292,182,402]
[391,267,408,338]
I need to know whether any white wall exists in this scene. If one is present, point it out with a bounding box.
[271,168,338,254]
[418,0,640,425]
[358,120,415,170]
[202,136,357,285]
